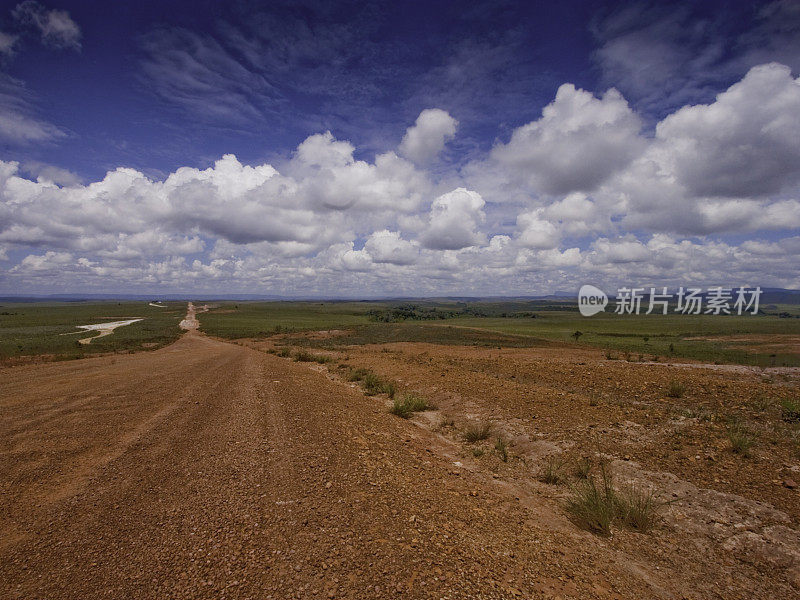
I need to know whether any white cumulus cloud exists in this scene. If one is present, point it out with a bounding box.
[490,84,644,196]
[399,108,458,164]
[420,188,486,250]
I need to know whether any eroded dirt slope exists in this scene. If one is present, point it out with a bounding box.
[244,336,800,598]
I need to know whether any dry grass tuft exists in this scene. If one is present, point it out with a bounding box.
[565,464,662,535]
[462,421,492,442]
[667,379,686,398]
[540,456,565,485]
[495,436,508,462]
[727,420,755,457]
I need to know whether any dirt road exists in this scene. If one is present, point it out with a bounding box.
[0,312,764,598]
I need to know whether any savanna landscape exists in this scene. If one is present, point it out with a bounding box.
[3,1,800,598]
[2,297,800,599]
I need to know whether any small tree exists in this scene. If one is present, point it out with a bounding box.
[572,330,583,342]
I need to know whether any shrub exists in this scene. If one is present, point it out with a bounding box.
[276,347,292,358]
[383,380,397,399]
[362,372,383,394]
[294,350,333,363]
[389,397,412,418]
[666,379,685,398]
[462,421,492,442]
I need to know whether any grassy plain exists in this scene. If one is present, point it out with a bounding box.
[195,301,378,338]
[0,301,184,361]
[454,311,800,366]
[5,298,800,366]
[197,300,800,366]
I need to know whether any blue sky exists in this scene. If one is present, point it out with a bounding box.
[2,0,602,179]
[1,0,799,296]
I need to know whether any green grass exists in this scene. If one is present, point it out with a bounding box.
[389,393,434,418]
[293,349,315,361]
[345,367,371,382]
[615,485,660,532]
[0,301,184,360]
[565,465,618,535]
[193,300,800,366]
[196,301,376,338]
[285,322,551,349]
[11,297,799,368]
[574,457,592,479]
[362,372,396,397]
[453,311,800,366]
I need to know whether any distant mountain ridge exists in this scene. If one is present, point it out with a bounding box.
[1,288,798,304]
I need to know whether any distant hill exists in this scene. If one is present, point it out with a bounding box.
[0,288,798,304]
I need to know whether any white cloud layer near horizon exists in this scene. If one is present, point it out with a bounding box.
[2,62,800,295]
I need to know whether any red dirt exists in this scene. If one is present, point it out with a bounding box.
[2,311,799,598]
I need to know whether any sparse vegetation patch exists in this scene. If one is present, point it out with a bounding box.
[565,464,662,535]
[667,379,686,398]
[540,456,565,485]
[495,436,509,462]
[615,485,660,532]
[463,421,492,442]
[727,420,755,456]
[781,398,800,423]
[362,372,397,398]
[565,466,617,535]
[389,393,434,418]
[346,367,370,381]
